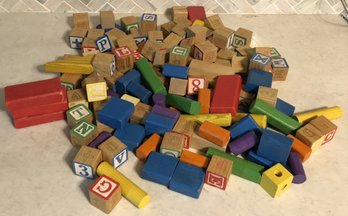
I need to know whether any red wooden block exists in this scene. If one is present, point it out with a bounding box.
[11,88,68,119]
[5,78,65,112]
[13,110,66,129]
[210,75,242,115]
[187,6,206,22]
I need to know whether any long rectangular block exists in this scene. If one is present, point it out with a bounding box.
[210,75,241,115]
[229,115,261,139]
[288,134,312,162]
[181,113,232,127]
[276,98,295,116]
[126,81,152,104]
[166,94,201,115]
[13,110,66,129]
[294,106,343,124]
[151,105,180,120]
[198,88,211,114]
[180,150,210,168]
[136,133,162,161]
[162,64,189,79]
[247,151,275,168]
[144,112,176,135]
[198,121,230,147]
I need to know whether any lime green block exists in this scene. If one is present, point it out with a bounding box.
[166,94,201,115]
[249,99,301,135]
[135,58,167,95]
[206,147,265,184]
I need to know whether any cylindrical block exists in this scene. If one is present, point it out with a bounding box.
[228,131,259,156]
[96,161,150,208]
[294,106,343,124]
[287,152,306,184]
[89,131,112,148]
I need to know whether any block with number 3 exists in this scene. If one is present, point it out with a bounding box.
[187,77,206,95]
[89,175,122,214]
[205,155,233,190]
[73,146,102,179]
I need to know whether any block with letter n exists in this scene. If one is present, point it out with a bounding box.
[232,27,253,48]
[70,121,98,147]
[169,46,189,66]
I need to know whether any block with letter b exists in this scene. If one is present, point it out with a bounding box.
[73,146,102,179]
[232,27,253,48]
[169,46,189,66]
[70,121,98,147]
[96,35,113,53]
[98,136,128,168]
[89,175,122,214]
[205,155,233,190]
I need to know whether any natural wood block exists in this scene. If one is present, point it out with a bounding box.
[67,88,88,109]
[113,46,135,73]
[148,30,163,42]
[249,52,272,71]
[96,120,115,134]
[116,35,138,52]
[70,121,98,147]
[140,40,166,62]
[296,123,325,152]
[153,49,168,67]
[231,56,249,73]
[100,11,115,29]
[198,121,230,147]
[89,175,122,214]
[87,28,104,39]
[121,94,140,106]
[180,37,196,55]
[160,21,176,38]
[310,116,337,144]
[171,24,187,38]
[98,136,128,168]
[194,40,218,63]
[172,116,197,146]
[205,15,224,30]
[172,6,188,23]
[186,25,208,43]
[212,27,234,49]
[169,45,189,66]
[60,73,83,91]
[160,132,185,157]
[215,59,231,66]
[231,27,253,48]
[136,133,162,161]
[255,47,271,56]
[235,45,253,57]
[73,146,102,179]
[217,48,235,60]
[81,37,99,56]
[164,33,183,49]
[187,76,206,95]
[84,76,108,102]
[198,88,211,114]
[69,27,87,49]
[205,155,233,190]
[271,58,289,81]
[129,28,141,37]
[130,102,152,124]
[120,16,139,33]
[92,53,116,77]
[105,28,127,42]
[256,86,278,107]
[67,104,93,128]
[73,13,89,29]
[168,78,188,96]
[141,13,157,34]
[180,150,210,168]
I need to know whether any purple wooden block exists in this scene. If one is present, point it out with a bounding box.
[151,105,180,121]
[88,131,112,148]
[228,130,259,156]
[107,89,120,98]
[287,151,306,184]
[152,93,166,106]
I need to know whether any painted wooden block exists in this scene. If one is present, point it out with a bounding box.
[228,130,259,156]
[309,116,337,144]
[160,21,176,38]
[121,94,140,106]
[142,152,179,186]
[98,136,128,168]
[296,123,325,152]
[84,76,108,102]
[120,16,139,33]
[210,75,241,115]
[67,88,88,109]
[169,162,205,198]
[152,93,166,107]
[180,150,210,168]
[256,86,278,107]
[169,78,187,96]
[89,175,122,214]
[70,121,98,147]
[98,97,134,129]
[191,127,226,152]
[198,121,230,147]
[194,40,217,63]
[212,27,234,49]
[160,132,185,157]
[151,105,180,121]
[198,88,211,114]
[114,123,145,152]
[205,155,233,190]
[73,146,102,179]
[288,134,312,162]
[162,64,189,79]
[45,56,94,75]
[247,151,275,168]
[147,30,163,42]
[186,25,208,43]
[182,113,232,127]
[229,115,261,139]
[260,163,293,198]
[96,35,113,52]
[66,104,93,128]
[126,81,152,104]
[172,6,188,23]
[205,14,224,30]
[169,45,189,66]
[249,52,272,71]
[294,106,343,124]
[136,133,162,161]
[187,76,205,95]
[130,102,152,124]
[70,27,87,49]
[287,152,306,184]
[73,13,89,29]
[140,39,161,62]
[231,27,253,48]
[271,58,289,81]
[232,113,267,129]
[166,94,201,115]
[187,6,206,22]
[92,53,115,77]
[245,69,273,93]
[89,131,112,149]
[114,69,140,94]
[60,73,83,91]
[141,13,157,34]
[192,19,205,26]
[100,11,115,29]
[13,111,65,128]
[275,98,295,116]
[144,112,176,135]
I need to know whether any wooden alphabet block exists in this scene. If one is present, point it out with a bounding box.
[255,47,271,56]
[67,104,93,128]
[172,6,188,23]
[140,40,164,62]
[105,28,127,41]
[194,40,218,63]
[309,116,337,145]
[87,28,104,39]
[141,13,157,34]
[81,37,99,56]
[73,13,89,29]
[232,27,253,48]
[212,27,234,49]
[160,21,176,38]
[171,24,187,38]
[270,47,282,59]
[113,46,135,73]
[121,94,140,106]
[147,30,163,42]
[89,175,122,214]
[172,116,197,147]
[260,163,293,197]
[271,58,289,81]
[160,132,185,157]
[70,121,98,147]
[187,76,206,95]
[296,123,325,152]
[249,52,272,71]
[198,88,211,114]
[92,53,116,77]
[231,56,249,73]
[73,146,102,179]
[198,121,230,147]
[100,11,115,29]
[153,49,167,67]
[69,27,87,49]
[288,134,312,162]
[84,76,108,102]
[60,73,83,91]
[217,48,235,60]
[205,155,233,190]
[169,45,189,66]
[164,33,183,49]
[205,15,224,30]
[256,86,278,107]
[235,45,253,57]
[186,25,208,43]
[215,59,230,66]
[98,136,128,168]
[120,16,139,33]
[168,78,187,96]
[67,88,88,109]
[96,35,113,52]
[116,35,138,52]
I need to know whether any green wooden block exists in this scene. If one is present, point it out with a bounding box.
[166,94,201,115]
[206,147,265,184]
[70,121,98,147]
[249,99,301,134]
[136,58,167,95]
[66,104,93,128]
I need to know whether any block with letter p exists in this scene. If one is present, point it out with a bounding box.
[98,136,128,168]
[70,121,98,147]
[96,35,113,53]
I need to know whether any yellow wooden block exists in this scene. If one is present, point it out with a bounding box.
[96,161,150,208]
[85,77,108,102]
[45,61,94,74]
[181,113,232,127]
[260,163,293,198]
[121,94,140,106]
[294,106,343,124]
[232,113,267,128]
[192,19,205,26]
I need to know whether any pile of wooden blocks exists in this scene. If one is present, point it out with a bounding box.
[4,6,343,214]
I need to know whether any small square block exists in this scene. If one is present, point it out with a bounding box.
[96,35,113,52]
[73,146,102,179]
[70,121,98,147]
[310,116,337,144]
[187,77,205,95]
[187,6,206,22]
[98,136,128,168]
[160,132,185,158]
[169,78,188,96]
[66,104,93,128]
[85,80,108,102]
[245,69,273,93]
[205,155,233,190]
[271,58,289,81]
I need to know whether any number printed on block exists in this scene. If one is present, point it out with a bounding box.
[96,35,113,52]
[90,175,120,199]
[112,148,128,168]
[172,46,188,56]
[206,172,225,189]
[142,13,157,22]
[187,77,206,95]
[74,163,93,179]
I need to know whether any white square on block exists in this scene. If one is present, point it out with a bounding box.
[74,162,93,179]
[69,105,90,121]
[96,35,112,52]
[70,36,84,48]
[113,148,128,168]
[91,176,119,199]
[272,58,288,68]
[142,14,156,22]
[73,122,95,137]
[187,77,205,95]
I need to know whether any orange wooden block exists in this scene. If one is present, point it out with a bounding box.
[288,134,312,162]
[198,88,211,114]
[180,150,210,168]
[198,121,230,147]
[136,133,162,161]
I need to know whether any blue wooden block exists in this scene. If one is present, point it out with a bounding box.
[229,115,261,139]
[247,151,275,168]
[275,98,295,116]
[256,129,293,164]
[115,23,126,32]
[142,152,179,186]
[245,69,273,93]
[144,112,176,135]
[113,123,145,152]
[126,81,152,104]
[96,35,113,52]
[98,97,134,129]
[162,64,189,79]
[169,162,205,199]
[114,69,141,95]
